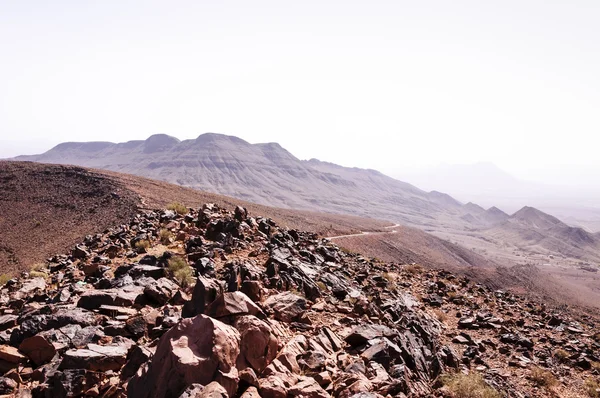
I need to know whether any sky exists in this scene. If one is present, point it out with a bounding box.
[1,0,600,182]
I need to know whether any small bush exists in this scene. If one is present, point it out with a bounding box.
[159,229,173,245]
[167,202,188,215]
[530,367,558,389]
[168,257,194,288]
[135,240,150,250]
[586,379,600,397]
[0,274,12,286]
[434,309,448,323]
[554,349,570,362]
[592,362,600,373]
[441,372,501,398]
[29,271,48,279]
[404,263,423,275]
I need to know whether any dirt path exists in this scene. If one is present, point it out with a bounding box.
[327,223,400,239]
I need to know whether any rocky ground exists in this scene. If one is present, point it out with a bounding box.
[0,204,598,397]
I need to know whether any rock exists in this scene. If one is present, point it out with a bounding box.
[288,376,329,398]
[178,382,228,398]
[60,343,128,371]
[77,286,143,309]
[207,292,265,320]
[345,324,397,347]
[19,334,56,366]
[264,292,307,322]
[128,314,241,398]
[240,386,261,398]
[234,315,279,373]
[183,276,222,317]
[144,277,179,305]
[0,345,26,364]
[0,315,18,331]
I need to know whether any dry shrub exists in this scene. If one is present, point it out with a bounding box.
[29,271,48,279]
[592,362,600,373]
[554,349,570,362]
[135,240,150,250]
[404,263,423,275]
[0,274,12,286]
[168,257,194,288]
[159,229,173,245]
[530,367,558,389]
[167,202,188,215]
[586,379,600,397]
[434,309,448,323]
[441,372,501,398]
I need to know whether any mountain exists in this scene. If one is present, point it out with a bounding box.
[487,206,600,261]
[15,133,466,227]
[13,134,600,265]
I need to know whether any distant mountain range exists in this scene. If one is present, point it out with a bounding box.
[13,133,600,262]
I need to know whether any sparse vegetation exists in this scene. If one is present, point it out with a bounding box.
[441,372,501,398]
[167,257,194,288]
[167,202,188,215]
[29,271,48,279]
[404,263,423,275]
[433,309,448,323]
[159,228,173,245]
[592,362,600,373]
[30,263,49,279]
[135,240,150,250]
[586,379,600,397]
[530,367,558,389]
[554,349,570,362]
[0,274,11,286]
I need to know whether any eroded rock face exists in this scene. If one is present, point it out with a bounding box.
[128,314,241,398]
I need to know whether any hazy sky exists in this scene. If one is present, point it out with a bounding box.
[1,1,599,181]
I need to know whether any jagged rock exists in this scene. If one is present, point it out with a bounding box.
[178,382,228,398]
[60,343,128,371]
[0,315,18,331]
[240,386,261,398]
[207,292,265,320]
[264,292,307,322]
[19,334,57,366]
[121,345,154,380]
[77,286,144,309]
[183,276,222,317]
[234,315,279,373]
[345,325,397,347]
[128,314,241,398]
[143,277,179,305]
[0,345,26,364]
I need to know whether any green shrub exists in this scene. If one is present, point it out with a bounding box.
[167,202,188,215]
[441,372,501,398]
[168,257,194,288]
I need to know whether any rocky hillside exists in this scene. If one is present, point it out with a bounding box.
[0,203,598,397]
[0,161,391,274]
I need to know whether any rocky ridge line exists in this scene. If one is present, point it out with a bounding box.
[0,204,597,397]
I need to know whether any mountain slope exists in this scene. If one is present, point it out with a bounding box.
[15,133,465,227]
[487,206,600,260]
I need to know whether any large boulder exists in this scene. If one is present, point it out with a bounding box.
[128,314,241,398]
[234,315,279,373]
[263,292,307,322]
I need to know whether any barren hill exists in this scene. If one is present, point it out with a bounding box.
[0,161,490,276]
[487,206,600,261]
[14,133,467,226]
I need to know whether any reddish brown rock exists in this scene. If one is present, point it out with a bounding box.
[128,314,241,398]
